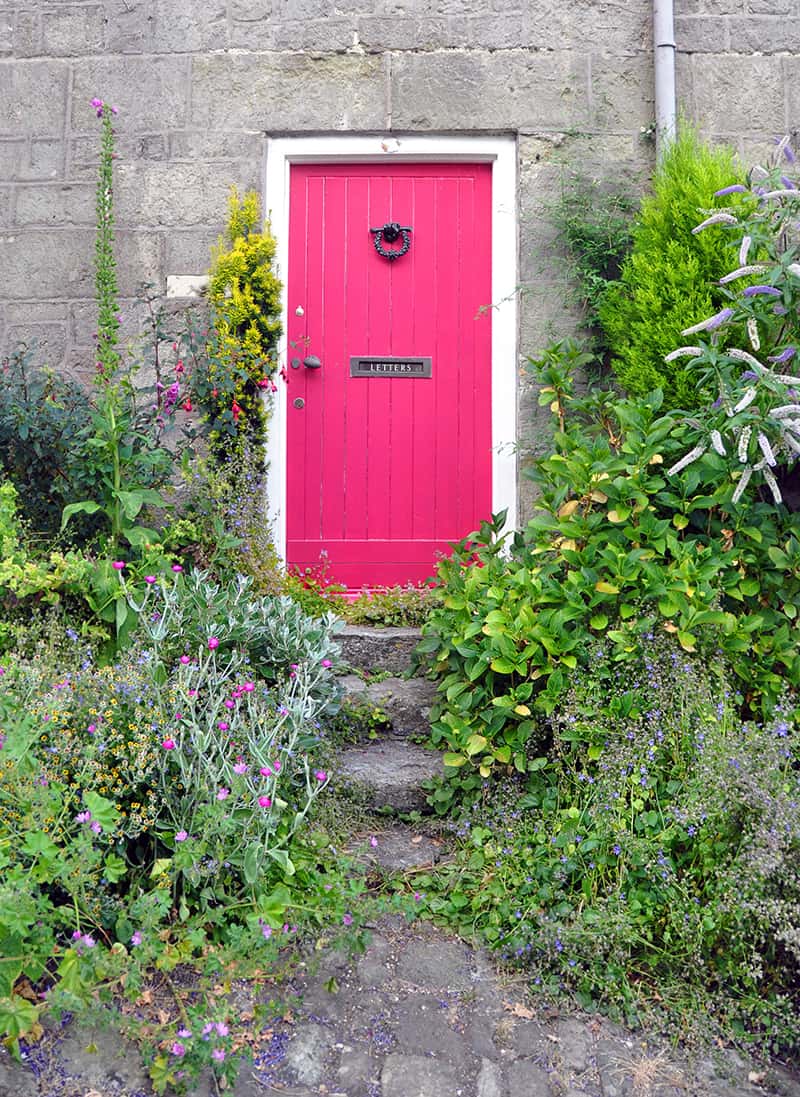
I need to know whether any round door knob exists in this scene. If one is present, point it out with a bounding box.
[303,355,322,369]
[293,397,305,409]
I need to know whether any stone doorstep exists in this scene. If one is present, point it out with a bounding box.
[338,673,437,738]
[338,624,422,675]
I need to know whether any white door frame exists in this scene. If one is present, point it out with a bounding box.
[264,133,519,567]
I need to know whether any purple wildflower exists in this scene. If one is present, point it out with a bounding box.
[768,347,797,363]
[714,184,747,196]
[742,285,782,297]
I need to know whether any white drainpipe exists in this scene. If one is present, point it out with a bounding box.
[653,0,677,161]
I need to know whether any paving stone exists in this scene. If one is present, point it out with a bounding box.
[390,995,468,1061]
[356,933,395,988]
[396,937,475,992]
[51,1026,150,1094]
[557,1016,594,1073]
[381,1052,461,1097]
[363,675,437,736]
[508,1057,555,1097]
[337,1046,379,1095]
[478,1056,506,1097]
[511,1018,554,1059]
[0,1049,37,1097]
[337,739,444,812]
[283,1021,336,1086]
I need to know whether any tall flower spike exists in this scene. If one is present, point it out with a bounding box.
[739,235,752,266]
[731,466,753,505]
[667,444,707,476]
[664,346,704,362]
[737,425,752,462]
[719,264,767,284]
[682,308,734,336]
[692,212,738,234]
[747,318,760,351]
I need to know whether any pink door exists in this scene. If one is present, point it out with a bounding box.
[286,161,492,588]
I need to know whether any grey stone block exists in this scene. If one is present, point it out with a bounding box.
[381,1052,460,1097]
[675,14,731,52]
[12,9,40,56]
[13,182,95,227]
[355,933,395,988]
[339,625,422,674]
[396,937,475,991]
[557,1017,594,1074]
[337,739,443,812]
[42,5,105,55]
[152,0,228,52]
[190,53,386,131]
[71,56,191,131]
[507,1058,554,1097]
[115,162,240,227]
[510,1018,553,1059]
[390,50,590,132]
[164,228,220,274]
[337,1047,378,1094]
[231,0,274,20]
[0,1048,38,1096]
[103,0,156,53]
[340,673,436,736]
[735,15,800,52]
[689,55,785,135]
[353,825,445,872]
[0,62,68,137]
[0,139,26,181]
[169,130,265,162]
[4,321,67,364]
[29,138,64,180]
[52,1026,150,1095]
[68,133,169,179]
[588,53,655,132]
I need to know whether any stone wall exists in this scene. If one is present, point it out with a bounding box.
[0,0,795,515]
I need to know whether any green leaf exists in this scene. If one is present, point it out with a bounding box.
[243,845,261,885]
[103,853,127,884]
[443,752,468,768]
[0,995,39,1040]
[266,848,295,875]
[61,500,102,530]
[465,734,488,757]
[83,791,120,832]
[590,614,608,630]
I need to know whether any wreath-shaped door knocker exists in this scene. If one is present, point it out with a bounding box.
[370,222,413,261]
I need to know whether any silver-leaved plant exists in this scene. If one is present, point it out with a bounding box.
[666,135,800,504]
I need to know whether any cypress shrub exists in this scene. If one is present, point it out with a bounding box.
[599,130,747,409]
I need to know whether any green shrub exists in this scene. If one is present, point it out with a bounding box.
[416,636,800,1054]
[419,355,800,797]
[599,130,748,408]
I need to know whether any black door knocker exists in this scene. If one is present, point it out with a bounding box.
[370,222,413,261]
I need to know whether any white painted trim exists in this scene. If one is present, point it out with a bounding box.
[264,134,518,566]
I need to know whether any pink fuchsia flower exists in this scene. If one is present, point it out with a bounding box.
[162,738,176,750]
[216,788,230,801]
[175,830,188,842]
[172,563,183,573]
[144,575,157,584]
[171,1042,186,1058]
[112,561,126,570]
[208,637,220,651]
[315,770,327,783]
[258,795,272,808]
[342,913,353,926]
[212,1048,226,1062]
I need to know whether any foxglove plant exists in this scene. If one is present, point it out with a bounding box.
[665,135,800,504]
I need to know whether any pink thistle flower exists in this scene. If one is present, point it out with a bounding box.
[260,766,273,777]
[162,738,176,750]
[224,699,235,710]
[172,564,183,573]
[144,575,157,584]
[216,788,230,801]
[243,682,255,692]
[180,655,190,665]
[273,760,281,772]
[90,97,102,108]
[315,770,327,783]
[208,637,220,650]
[218,721,230,732]
[321,659,332,668]
[258,795,272,808]
[112,561,126,570]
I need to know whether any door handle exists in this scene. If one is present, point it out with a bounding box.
[303,355,322,370]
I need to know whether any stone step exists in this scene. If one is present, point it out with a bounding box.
[338,673,437,738]
[338,625,422,675]
[345,824,448,873]
[336,738,445,813]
